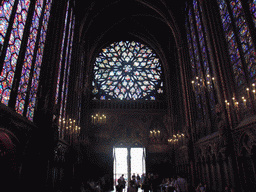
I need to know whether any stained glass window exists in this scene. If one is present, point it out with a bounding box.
[187,5,208,120]
[60,9,73,120]
[15,0,44,115]
[26,0,52,121]
[55,0,70,106]
[229,0,256,82]
[250,0,256,27]
[57,4,75,139]
[63,15,74,123]
[217,0,256,89]
[186,0,218,133]
[0,0,16,48]
[0,0,30,105]
[92,41,163,100]
[193,0,216,111]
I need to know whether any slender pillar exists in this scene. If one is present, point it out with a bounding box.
[216,159,223,191]
[210,161,216,190]
[128,147,131,184]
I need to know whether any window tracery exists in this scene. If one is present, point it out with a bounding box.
[92,41,164,101]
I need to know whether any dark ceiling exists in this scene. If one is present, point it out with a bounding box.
[75,0,187,65]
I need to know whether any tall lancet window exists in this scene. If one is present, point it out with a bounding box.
[56,0,75,139]
[186,0,217,135]
[0,0,53,121]
[217,0,256,110]
[0,0,31,106]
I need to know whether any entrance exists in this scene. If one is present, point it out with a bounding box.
[113,147,146,189]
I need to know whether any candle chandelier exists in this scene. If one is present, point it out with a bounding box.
[168,133,185,144]
[58,117,81,144]
[191,73,215,93]
[224,83,256,110]
[149,129,161,138]
[91,114,106,125]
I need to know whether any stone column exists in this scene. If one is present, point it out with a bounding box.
[128,147,131,184]
[216,158,223,191]
[210,159,216,191]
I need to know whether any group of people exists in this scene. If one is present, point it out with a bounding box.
[116,173,188,192]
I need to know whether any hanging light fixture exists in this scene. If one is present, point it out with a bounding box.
[91,113,106,125]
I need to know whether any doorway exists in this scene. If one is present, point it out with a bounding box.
[113,147,146,189]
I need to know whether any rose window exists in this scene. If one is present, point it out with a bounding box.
[92,41,163,100]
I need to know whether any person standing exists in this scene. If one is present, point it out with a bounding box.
[142,174,151,192]
[119,174,126,191]
[175,174,188,192]
[141,173,145,185]
[116,179,123,192]
[136,174,141,186]
[128,175,138,192]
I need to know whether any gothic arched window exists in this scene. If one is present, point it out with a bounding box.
[186,0,217,134]
[0,0,53,121]
[217,0,256,110]
[92,41,164,101]
[55,0,75,139]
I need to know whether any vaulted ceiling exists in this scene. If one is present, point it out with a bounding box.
[76,0,187,64]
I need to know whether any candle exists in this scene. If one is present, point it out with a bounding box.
[246,88,250,98]
[235,101,239,109]
[191,80,195,92]
[243,99,247,107]
[253,89,256,99]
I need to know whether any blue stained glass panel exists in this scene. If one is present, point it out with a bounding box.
[229,0,256,81]
[60,8,73,119]
[26,0,52,121]
[217,0,247,87]
[55,0,69,105]
[250,0,256,27]
[15,0,44,115]
[0,0,30,105]
[0,0,16,45]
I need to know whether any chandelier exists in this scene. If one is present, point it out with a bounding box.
[91,114,106,125]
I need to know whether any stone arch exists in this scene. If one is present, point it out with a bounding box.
[238,131,256,156]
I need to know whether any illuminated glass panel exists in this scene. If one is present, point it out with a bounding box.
[26,0,52,121]
[230,0,256,82]
[0,0,30,105]
[217,0,247,88]
[0,0,16,46]
[93,41,163,100]
[59,8,73,120]
[55,0,69,105]
[15,0,44,115]
[188,8,206,118]
[250,0,256,27]
[193,0,215,110]
[63,16,74,118]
